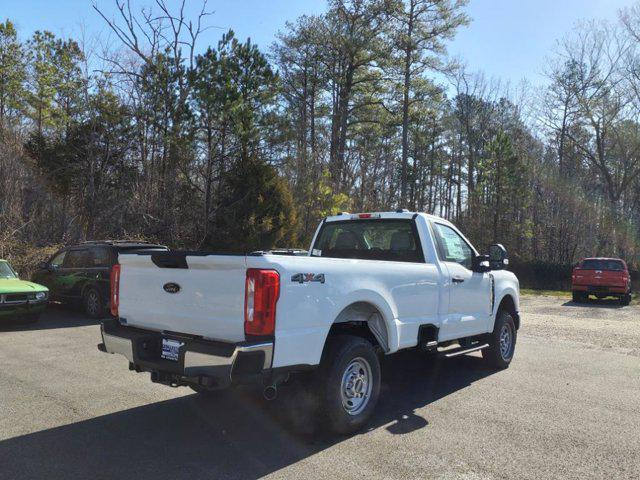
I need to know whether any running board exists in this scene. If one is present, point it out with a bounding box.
[443,343,489,358]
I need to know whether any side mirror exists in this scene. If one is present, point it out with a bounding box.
[472,254,491,273]
[489,244,508,270]
[38,261,49,271]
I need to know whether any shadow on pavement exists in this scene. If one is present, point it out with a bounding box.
[562,299,624,309]
[0,304,102,332]
[0,352,496,480]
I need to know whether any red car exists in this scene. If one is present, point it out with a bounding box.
[572,257,632,305]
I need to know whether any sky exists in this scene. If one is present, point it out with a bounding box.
[2,0,638,88]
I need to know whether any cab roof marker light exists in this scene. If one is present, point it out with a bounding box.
[351,213,382,219]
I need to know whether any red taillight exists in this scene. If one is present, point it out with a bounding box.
[244,269,280,337]
[110,264,120,317]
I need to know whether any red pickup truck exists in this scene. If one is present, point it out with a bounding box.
[572,258,632,305]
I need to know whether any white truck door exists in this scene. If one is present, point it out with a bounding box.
[431,222,492,340]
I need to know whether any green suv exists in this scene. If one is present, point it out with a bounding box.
[0,260,49,323]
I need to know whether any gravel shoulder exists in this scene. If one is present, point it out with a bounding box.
[521,294,640,357]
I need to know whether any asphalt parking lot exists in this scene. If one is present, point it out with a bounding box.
[0,296,638,480]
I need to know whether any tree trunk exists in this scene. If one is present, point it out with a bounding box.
[400,1,415,206]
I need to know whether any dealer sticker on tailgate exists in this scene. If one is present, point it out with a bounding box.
[161,338,183,362]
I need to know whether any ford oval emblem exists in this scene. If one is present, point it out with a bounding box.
[163,282,181,294]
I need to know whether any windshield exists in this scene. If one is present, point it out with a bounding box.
[580,259,625,271]
[0,262,17,279]
[311,219,424,263]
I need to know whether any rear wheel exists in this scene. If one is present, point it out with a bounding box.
[482,311,517,369]
[317,335,381,435]
[572,291,589,302]
[83,288,104,319]
[620,293,632,306]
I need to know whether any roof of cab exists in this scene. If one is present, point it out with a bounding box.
[582,257,625,262]
[324,211,447,223]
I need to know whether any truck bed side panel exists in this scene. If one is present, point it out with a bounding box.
[246,255,442,368]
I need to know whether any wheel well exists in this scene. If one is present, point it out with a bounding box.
[328,302,388,352]
[497,295,519,329]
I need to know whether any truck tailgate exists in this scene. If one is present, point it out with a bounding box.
[117,253,247,342]
[575,269,626,287]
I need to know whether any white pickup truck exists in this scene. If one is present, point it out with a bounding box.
[99,211,520,433]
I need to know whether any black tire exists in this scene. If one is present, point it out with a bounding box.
[572,291,580,303]
[83,288,104,319]
[620,293,631,306]
[482,310,517,369]
[317,335,381,435]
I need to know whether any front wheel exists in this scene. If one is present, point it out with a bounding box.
[482,311,517,369]
[317,335,381,435]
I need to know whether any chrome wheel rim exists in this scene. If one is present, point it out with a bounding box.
[499,323,513,360]
[340,357,373,416]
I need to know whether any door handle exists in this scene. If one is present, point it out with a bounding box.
[452,276,465,284]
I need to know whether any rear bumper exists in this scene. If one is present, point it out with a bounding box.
[98,319,273,389]
[572,285,629,295]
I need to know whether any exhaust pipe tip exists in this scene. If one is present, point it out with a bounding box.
[263,385,277,401]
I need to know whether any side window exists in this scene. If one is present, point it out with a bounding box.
[90,248,111,267]
[433,223,473,270]
[50,251,67,268]
[64,250,90,269]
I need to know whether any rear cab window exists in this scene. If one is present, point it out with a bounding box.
[580,259,625,271]
[311,219,424,263]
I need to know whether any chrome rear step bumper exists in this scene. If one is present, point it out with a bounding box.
[98,319,273,389]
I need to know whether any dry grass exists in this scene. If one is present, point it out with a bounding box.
[0,241,62,280]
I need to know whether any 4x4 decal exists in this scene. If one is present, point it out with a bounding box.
[291,273,325,284]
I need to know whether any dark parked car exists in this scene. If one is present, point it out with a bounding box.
[32,241,168,318]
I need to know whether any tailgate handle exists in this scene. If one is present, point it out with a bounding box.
[151,252,188,269]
